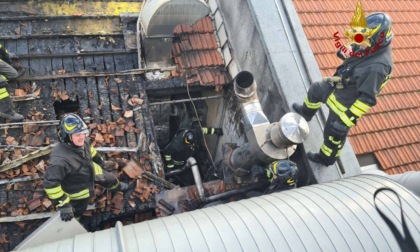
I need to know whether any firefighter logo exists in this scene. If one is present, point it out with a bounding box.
[344,0,379,47]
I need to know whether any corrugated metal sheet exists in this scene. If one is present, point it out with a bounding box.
[15,175,420,252]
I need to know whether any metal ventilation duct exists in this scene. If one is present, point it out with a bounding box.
[228,71,309,171]
[138,0,210,68]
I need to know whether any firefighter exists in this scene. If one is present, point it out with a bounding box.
[43,113,129,222]
[162,126,223,169]
[292,12,393,166]
[266,160,299,192]
[0,43,24,121]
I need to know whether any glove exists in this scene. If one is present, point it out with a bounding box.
[214,128,223,135]
[118,182,134,192]
[7,52,18,59]
[58,204,74,222]
[331,120,349,138]
[3,55,12,64]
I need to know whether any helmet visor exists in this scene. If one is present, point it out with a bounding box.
[72,129,90,137]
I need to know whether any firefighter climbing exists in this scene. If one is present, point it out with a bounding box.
[162,125,223,170]
[293,11,393,166]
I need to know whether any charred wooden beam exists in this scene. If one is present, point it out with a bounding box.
[0,117,90,130]
[0,120,60,130]
[0,144,56,173]
[1,33,124,40]
[0,175,41,185]
[11,95,40,102]
[0,212,55,223]
[15,50,136,59]
[0,15,122,22]
[0,145,43,151]
[16,67,175,82]
[141,94,224,110]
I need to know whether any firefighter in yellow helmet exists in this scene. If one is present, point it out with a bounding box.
[266,160,299,192]
[43,113,129,222]
[162,126,223,170]
[0,43,24,121]
[292,13,393,166]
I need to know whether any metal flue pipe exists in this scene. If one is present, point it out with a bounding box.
[186,157,265,203]
[228,71,309,171]
[187,157,205,201]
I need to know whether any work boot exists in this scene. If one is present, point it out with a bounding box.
[118,182,135,192]
[0,110,24,122]
[292,103,312,121]
[307,151,335,166]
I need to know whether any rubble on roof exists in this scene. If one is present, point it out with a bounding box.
[0,1,234,250]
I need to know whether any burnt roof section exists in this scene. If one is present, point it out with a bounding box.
[293,0,420,174]
[0,2,164,250]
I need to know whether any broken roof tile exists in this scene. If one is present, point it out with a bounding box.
[172,16,229,89]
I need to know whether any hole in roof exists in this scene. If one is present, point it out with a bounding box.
[54,96,80,120]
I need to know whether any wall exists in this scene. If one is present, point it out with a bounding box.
[209,0,361,183]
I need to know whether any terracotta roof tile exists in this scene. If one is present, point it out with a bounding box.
[294,0,420,173]
[199,34,209,50]
[350,108,420,135]
[204,16,214,33]
[173,25,182,35]
[375,143,420,170]
[384,163,420,175]
[349,125,420,153]
[373,92,420,113]
[171,16,228,89]
[386,76,420,93]
[181,24,192,34]
[191,16,215,33]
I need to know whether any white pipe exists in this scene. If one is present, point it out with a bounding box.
[187,157,205,201]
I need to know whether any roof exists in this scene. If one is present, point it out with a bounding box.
[172,16,229,91]
[293,0,420,174]
[0,2,230,249]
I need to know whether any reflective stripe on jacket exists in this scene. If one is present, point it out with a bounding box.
[327,46,393,127]
[43,140,98,204]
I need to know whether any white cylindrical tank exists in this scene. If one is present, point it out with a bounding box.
[15,174,420,252]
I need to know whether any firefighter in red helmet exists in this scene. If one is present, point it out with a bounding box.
[293,12,393,166]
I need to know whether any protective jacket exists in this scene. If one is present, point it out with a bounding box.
[0,43,19,114]
[163,127,222,169]
[44,140,119,208]
[163,129,196,169]
[299,44,393,165]
[327,45,393,127]
[0,43,12,64]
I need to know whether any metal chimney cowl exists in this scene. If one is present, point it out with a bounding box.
[138,0,210,68]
